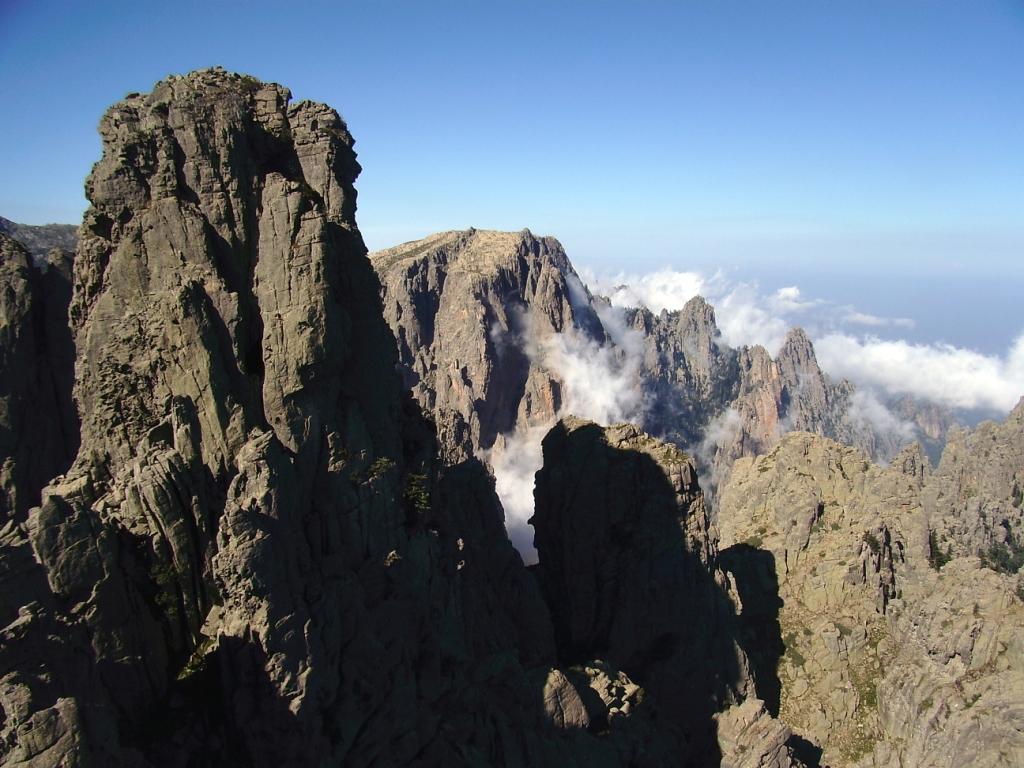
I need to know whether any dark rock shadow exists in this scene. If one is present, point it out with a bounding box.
[718,543,785,716]
[136,635,312,768]
[786,733,823,767]
[531,420,757,766]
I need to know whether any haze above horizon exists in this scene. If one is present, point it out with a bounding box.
[1,0,1022,355]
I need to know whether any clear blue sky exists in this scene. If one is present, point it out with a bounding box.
[1,0,1022,350]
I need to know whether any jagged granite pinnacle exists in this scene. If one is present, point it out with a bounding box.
[0,69,804,768]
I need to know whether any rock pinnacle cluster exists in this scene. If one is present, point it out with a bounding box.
[0,68,1020,768]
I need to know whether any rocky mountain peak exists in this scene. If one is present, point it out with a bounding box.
[1,69,812,767]
[776,327,821,378]
[0,217,78,262]
[370,227,605,456]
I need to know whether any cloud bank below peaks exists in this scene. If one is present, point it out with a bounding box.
[816,333,1024,413]
[580,266,1024,416]
[484,305,647,563]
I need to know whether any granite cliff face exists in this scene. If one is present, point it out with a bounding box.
[532,418,803,768]
[370,228,607,462]
[1,68,547,766]
[0,69,803,767]
[716,406,1024,767]
[629,304,912,490]
[0,234,77,521]
[371,232,931,501]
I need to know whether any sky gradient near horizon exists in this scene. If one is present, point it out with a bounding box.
[1,0,1022,355]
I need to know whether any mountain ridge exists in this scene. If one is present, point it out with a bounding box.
[0,68,803,768]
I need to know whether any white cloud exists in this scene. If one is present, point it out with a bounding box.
[581,267,796,353]
[487,308,647,561]
[714,282,791,352]
[486,424,550,564]
[770,285,821,313]
[693,407,743,493]
[846,388,917,442]
[816,333,1024,413]
[580,266,710,313]
[490,263,1024,558]
[843,310,915,329]
[580,265,1024,417]
[540,330,645,427]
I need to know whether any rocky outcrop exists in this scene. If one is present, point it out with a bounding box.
[532,418,803,767]
[716,417,1024,767]
[629,308,920,492]
[0,69,805,768]
[0,234,77,521]
[0,68,562,766]
[371,233,933,501]
[923,398,1024,563]
[370,228,606,462]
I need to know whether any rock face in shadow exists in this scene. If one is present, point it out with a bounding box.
[0,69,805,768]
[532,418,802,768]
[717,418,1024,767]
[0,234,77,521]
[0,68,557,767]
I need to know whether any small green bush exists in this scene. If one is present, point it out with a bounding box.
[980,534,1024,575]
[928,530,951,571]
[863,531,881,555]
[366,457,396,482]
[403,473,431,514]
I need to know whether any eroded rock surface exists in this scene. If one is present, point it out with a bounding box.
[371,228,606,462]
[0,234,77,521]
[532,418,803,767]
[370,232,943,496]
[717,415,1024,768]
[0,69,803,767]
[0,68,558,766]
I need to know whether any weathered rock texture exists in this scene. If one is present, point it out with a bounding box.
[1,68,556,767]
[532,418,802,767]
[371,228,606,462]
[0,69,802,767]
[0,234,77,521]
[716,405,1024,767]
[370,232,942,494]
[622,303,951,493]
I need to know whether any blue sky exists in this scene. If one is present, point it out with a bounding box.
[1,0,1022,354]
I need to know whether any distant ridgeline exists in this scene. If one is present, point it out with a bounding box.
[0,216,78,262]
[369,227,957,501]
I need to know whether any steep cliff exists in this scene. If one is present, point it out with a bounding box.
[371,232,927,502]
[1,68,558,766]
[923,398,1024,563]
[531,418,802,768]
[0,234,77,521]
[626,306,921,491]
[370,228,607,462]
[0,69,801,768]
